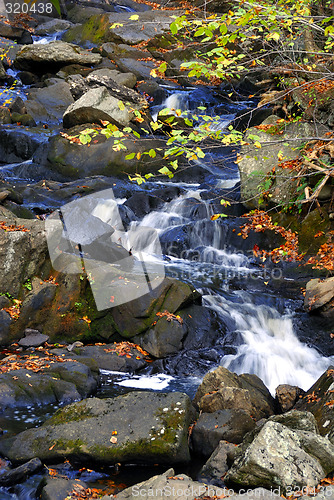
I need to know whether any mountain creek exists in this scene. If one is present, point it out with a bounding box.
[0,0,333,498]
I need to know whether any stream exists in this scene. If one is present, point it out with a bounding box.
[0,14,334,499]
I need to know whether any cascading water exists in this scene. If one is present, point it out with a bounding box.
[203,291,333,394]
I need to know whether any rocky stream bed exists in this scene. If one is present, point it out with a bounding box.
[0,0,333,498]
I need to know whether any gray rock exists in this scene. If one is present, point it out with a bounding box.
[191,409,256,457]
[225,417,334,492]
[270,410,319,433]
[110,278,200,338]
[193,366,275,420]
[0,127,50,163]
[80,345,147,371]
[304,277,334,317]
[275,384,304,413]
[0,21,30,42]
[0,392,193,465]
[63,86,143,129]
[101,42,148,60]
[18,333,49,347]
[0,295,11,309]
[25,81,74,124]
[41,127,166,179]
[87,68,137,89]
[34,19,74,36]
[0,217,48,297]
[116,58,157,81]
[64,10,178,47]
[199,440,237,484]
[14,41,101,72]
[136,316,188,358]
[0,458,43,486]
[0,359,98,410]
[41,478,87,500]
[8,96,26,115]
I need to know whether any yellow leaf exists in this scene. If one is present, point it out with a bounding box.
[129,14,139,20]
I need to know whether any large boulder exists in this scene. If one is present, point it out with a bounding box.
[62,86,146,129]
[0,392,193,465]
[294,367,334,443]
[133,315,188,358]
[238,117,330,209]
[225,411,334,492]
[38,127,166,179]
[63,11,179,47]
[304,277,334,318]
[109,278,201,338]
[14,41,102,72]
[193,366,275,420]
[0,358,99,409]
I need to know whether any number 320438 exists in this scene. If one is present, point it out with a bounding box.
[5,2,54,13]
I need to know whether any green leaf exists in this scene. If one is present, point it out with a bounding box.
[159,166,172,176]
[148,149,156,158]
[159,62,167,73]
[170,21,178,35]
[118,101,125,110]
[125,152,136,160]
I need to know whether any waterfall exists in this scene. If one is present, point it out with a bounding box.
[204,292,333,394]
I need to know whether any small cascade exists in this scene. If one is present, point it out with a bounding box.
[204,291,333,394]
[151,91,190,120]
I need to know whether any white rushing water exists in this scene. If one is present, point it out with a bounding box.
[204,292,333,394]
[124,185,332,394]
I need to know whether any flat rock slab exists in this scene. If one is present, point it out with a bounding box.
[0,357,99,409]
[62,342,150,372]
[0,392,193,465]
[14,41,102,72]
[18,333,49,347]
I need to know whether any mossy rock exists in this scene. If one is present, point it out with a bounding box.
[0,392,193,465]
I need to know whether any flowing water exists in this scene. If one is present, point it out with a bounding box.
[0,21,333,497]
